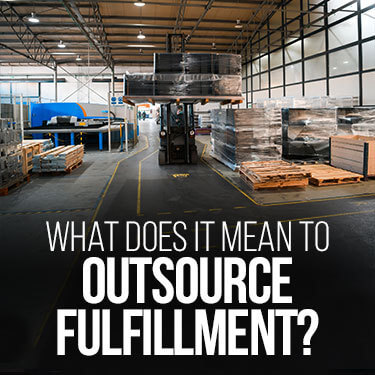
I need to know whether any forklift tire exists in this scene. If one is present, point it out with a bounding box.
[190,149,198,164]
[158,150,167,165]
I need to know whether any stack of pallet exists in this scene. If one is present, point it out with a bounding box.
[0,119,24,193]
[32,145,84,173]
[239,160,310,190]
[211,108,282,170]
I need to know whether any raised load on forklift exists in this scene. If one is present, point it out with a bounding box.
[158,102,198,165]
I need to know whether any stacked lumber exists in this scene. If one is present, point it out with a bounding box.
[32,145,84,173]
[239,160,310,190]
[330,135,375,177]
[301,164,363,186]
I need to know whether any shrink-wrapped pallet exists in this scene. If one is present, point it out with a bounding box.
[210,109,282,170]
[0,119,23,188]
[282,107,375,160]
[124,53,242,98]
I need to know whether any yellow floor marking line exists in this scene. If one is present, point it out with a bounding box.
[200,142,375,207]
[234,206,246,209]
[261,208,375,225]
[183,208,375,232]
[0,208,92,217]
[209,208,222,212]
[34,136,150,348]
[137,149,159,216]
[184,210,197,214]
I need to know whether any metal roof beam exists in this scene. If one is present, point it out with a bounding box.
[0,2,57,69]
[185,0,215,43]
[60,0,114,70]
[8,0,282,10]
[0,21,257,31]
[0,31,258,40]
[174,0,188,34]
[228,0,283,53]
[0,39,237,47]
[14,13,263,24]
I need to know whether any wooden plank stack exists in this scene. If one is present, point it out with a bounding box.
[32,145,84,173]
[239,160,310,190]
[330,135,375,177]
[301,164,363,186]
[21,142,42,175]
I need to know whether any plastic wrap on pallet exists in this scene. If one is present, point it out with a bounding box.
[282,108,338,160]
[337,107,375,136]
[154,74,241,96]
[154,53,241,76]
[124,73,242,97]
[255,96,360,110]
[281,108,375,160]
[210,109,282,170]
[124,73,154,96]
[0,118,23,187]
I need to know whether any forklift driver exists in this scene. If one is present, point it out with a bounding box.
[172,105,185,127]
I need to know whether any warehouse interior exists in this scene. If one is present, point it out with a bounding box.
[1,0,375,373]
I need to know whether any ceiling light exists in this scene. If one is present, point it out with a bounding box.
[343,60,349,64]
[57,40,66,48]
[51,52,76,55]
[128,44,155,48]
[235,19,243,29]
[137,30,146,39]
[134,0,145,6]
[76,55,82,61]
[27,12,39,23]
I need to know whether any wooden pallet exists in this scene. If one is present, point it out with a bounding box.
[301,164,363,186]
[0,174,30,196]
[239,160,310,190]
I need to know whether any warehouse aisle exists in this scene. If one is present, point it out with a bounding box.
[27,119,375,374]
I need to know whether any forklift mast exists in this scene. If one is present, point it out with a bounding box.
[166,33,185,53]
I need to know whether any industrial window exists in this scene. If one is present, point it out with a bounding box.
[329,46,358,76]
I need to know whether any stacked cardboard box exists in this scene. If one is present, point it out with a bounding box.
[0,119,23,188]
[210,108,282,170]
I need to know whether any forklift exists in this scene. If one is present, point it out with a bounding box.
[157,34,198,165]
[158,102,198,165]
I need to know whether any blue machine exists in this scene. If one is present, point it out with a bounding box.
[30,102,107,127]
[29,102,139,151]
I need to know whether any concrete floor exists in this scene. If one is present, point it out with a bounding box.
[0,120,375,374]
